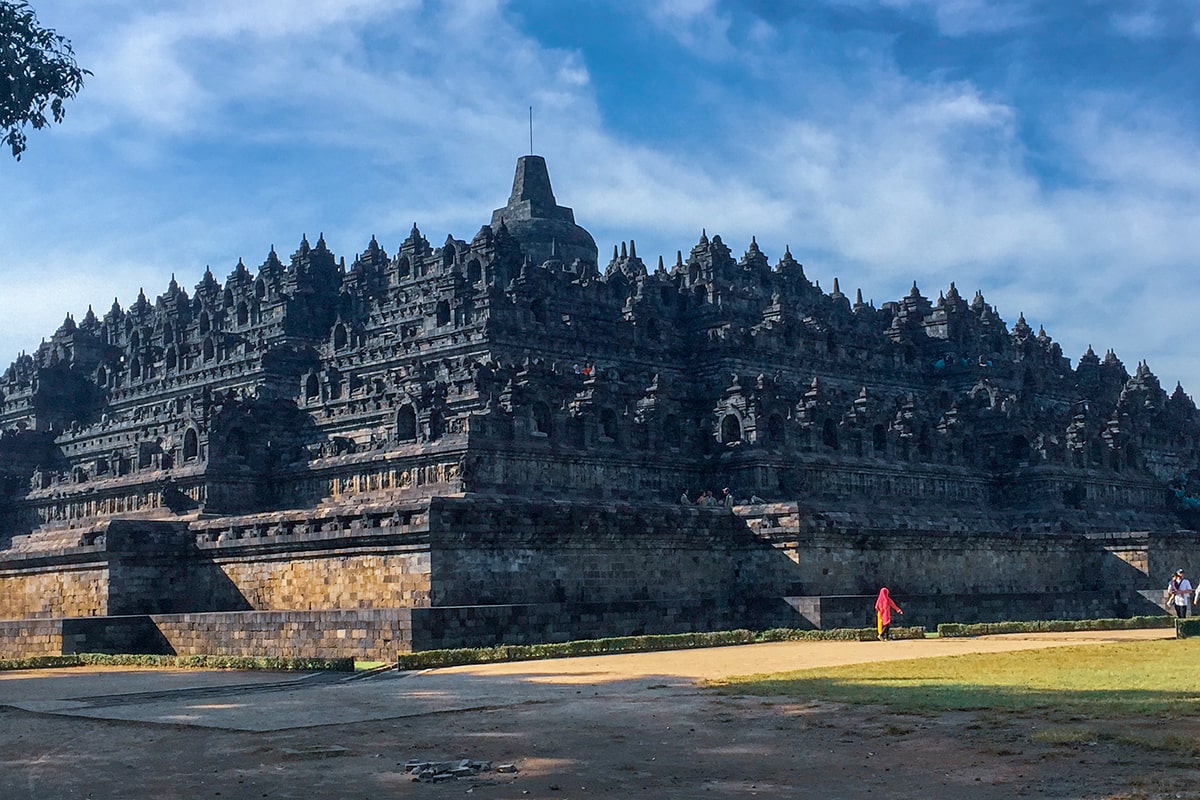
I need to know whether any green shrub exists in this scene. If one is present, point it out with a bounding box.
[937,615,1174,638]
[1175,618,1200,639]
[0,653,353,672]
[755,626,924,643]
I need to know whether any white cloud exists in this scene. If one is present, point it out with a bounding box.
[5,0,1200,397]
[1109,10,1166,40]
[50,0,419,137]
[643,0,735,57]
[1066,103,1200,200]
[0,254,165,359]
[925,0,1034,35]
[859,0,1035,36]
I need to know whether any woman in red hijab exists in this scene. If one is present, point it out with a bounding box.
[875,587,902,640]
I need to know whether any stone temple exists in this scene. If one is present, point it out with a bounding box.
[2,155,1199,660]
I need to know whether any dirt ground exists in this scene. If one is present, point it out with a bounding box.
[1,630,1197,800]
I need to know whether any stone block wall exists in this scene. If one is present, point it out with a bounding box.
[464,445,703,502]
[4,495,1199,660]
[730,459,992,508]
[0,618,64,658]
[61,615,170,655]
[426,496,756,607]
[768,530,1103,595]
[105,520,200,615]
[410,599,781,650]
[3,610,413,661]
[188,505,435,611]
[0,508,437,623]
[1142,533,1200,589]
[0,561,108,619]
[209,550,431,610]
[149,609,413,660]
[739,502,1110,598]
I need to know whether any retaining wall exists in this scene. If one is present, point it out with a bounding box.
[2,610,413,661]
[0,618,65,658]
[2,495,1200,660]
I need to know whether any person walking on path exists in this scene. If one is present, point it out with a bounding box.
[875,587,903,640]
[1167,569,1193,618]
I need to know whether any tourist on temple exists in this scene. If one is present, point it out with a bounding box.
[875,587,903,640]
[1167,569,1192,618]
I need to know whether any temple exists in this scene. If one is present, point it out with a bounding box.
[2,155,1197,660]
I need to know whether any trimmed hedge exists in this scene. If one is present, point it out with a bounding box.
[395,625,926,670]
[1175,618,1200,639]
[756,626,924,643]
[0,653,354,672]
[937,615,1174,638]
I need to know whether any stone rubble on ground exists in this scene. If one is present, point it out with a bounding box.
[405,757,517,782]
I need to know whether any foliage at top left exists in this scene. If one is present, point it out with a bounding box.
[1,0,89,160]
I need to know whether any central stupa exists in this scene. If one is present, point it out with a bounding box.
[490,154,598,268]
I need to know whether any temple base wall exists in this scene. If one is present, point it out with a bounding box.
[1,496,1198,660]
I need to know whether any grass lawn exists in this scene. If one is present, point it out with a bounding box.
[711,638,1200,715]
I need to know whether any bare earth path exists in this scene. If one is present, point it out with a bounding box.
[0,630,1193,800]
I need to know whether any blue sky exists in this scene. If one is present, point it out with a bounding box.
[3,0,1199,391]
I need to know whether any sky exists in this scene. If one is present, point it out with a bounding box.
[3,0,1199,392]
